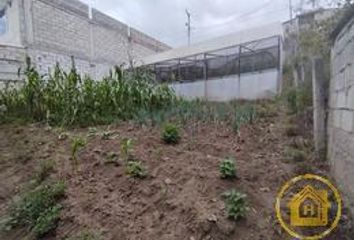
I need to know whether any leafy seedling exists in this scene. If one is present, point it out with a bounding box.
[126,161,147,178]
[161,123,181,144]
[219,158,236,179]
[222,189,248,221]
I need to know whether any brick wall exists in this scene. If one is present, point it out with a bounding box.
[328,16,354,215]
[0,0,170,82]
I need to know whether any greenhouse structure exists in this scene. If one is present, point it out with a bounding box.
[140,23,283,101]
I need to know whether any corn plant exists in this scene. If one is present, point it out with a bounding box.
[219,158,236,179]
[222,190,248,221]
[120,138,133,162]
[71,137,86,168]
[0,57,176,127]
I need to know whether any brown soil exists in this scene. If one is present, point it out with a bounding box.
[0,109,353,240]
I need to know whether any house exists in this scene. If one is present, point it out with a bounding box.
[288,185,331,227]
[0,0,170,87]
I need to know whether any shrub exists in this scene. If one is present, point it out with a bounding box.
[222,190,248,221]
[126,161,147,178]
[3,181,65,237]
[161,123,181,144]
[219,158,236,179]
[285,147,306,162]
[34,159,56,183]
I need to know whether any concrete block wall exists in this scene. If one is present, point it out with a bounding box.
[328,16,354,215]
[0,0,170,84]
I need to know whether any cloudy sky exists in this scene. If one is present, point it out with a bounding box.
[79,0,324,47]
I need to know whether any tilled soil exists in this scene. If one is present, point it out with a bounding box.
[0,111,352,240]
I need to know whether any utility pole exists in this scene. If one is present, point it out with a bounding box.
[185,9,191,46]
[289,0,293,21]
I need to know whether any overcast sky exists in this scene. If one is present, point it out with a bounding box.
[79,0,323,47]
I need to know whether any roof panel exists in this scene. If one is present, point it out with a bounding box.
[139,22,283,65]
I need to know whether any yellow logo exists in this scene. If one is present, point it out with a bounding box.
[275,174,342,240]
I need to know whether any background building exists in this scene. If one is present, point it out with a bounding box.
[0,0,170,87]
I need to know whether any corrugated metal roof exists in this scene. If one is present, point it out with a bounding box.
[139,22,283,65]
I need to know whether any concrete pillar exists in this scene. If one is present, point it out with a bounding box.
[312,57,327,160]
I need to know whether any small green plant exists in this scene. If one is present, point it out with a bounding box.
[104,152,119,165]
[219,158,236,179]
[34,159,56,183]
[71,137,86,168]
[120,138,133,161]
[222,190,248,221]
[3,181,65,237]
[161,123,181,144]
[285,147,306,162]
[87,127,97,137]
[126,161,147,178]
[101,131,114,140]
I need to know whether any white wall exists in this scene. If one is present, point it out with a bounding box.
[169,69,279,101]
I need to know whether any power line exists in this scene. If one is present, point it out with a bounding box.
[177,7,288,42]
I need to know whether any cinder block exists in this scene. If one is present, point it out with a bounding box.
[334,110,342,128]
[336,91,347,108]
[348,86,354,110]
[341,110,354,132]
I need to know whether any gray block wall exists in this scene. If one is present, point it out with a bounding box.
[328,16,354,215]
[0,0,170,82]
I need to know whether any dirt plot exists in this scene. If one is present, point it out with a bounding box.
[0,111,353,240]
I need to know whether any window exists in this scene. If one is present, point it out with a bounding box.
[0,7,7,36]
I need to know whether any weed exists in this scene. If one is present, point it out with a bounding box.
[219,158,236,179]
[120,138,133,162]
[222,190,248,221]
[161,123,181,144]
[285,147,306,162]
[65,231,103,240]
[3,181,65,237]
[126,161,147,178]
[71,137,86,168]
[282,82,312,115]
[34,159,56,183]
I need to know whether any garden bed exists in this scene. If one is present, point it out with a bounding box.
[0,105,352,240]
